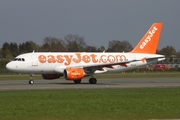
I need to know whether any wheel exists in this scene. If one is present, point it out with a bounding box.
[29,80,34,84]
[74,80,81,84]
[89,78,97,84]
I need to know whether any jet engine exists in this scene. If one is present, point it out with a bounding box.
[64,68,85,80]
[42,74,62,80]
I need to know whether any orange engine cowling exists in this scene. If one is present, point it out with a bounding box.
[42,74,62,80]
[64,68,85,80]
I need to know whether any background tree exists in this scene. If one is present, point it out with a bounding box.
[19,41,39,53]
[97,46,106,52]
[1,42,13,59]
[41,37,66,52]
[9,42,19,57]
[0,43,13,70]
[176,50,180,58]
[157,45,177,57]
[64,34,86,52]
[84,45,98,52]
[157,46,177,64]
[107,40,133,52]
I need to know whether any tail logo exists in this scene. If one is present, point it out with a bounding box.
[140,26,158,49]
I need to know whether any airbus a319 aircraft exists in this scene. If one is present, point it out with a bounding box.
[6,23,165,84]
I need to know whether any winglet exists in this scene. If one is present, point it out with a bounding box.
[131,23,162,54]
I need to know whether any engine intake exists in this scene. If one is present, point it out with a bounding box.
[64,68,85,80]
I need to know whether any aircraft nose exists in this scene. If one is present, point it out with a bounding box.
[6,62,11,71]
[6,62,15,71]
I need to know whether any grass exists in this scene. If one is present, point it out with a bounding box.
[0,72,180,80]
[0,88,180,120]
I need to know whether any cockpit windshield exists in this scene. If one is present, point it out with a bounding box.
[13,58,25,61]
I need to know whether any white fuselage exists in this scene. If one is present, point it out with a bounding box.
[6,52,165,74]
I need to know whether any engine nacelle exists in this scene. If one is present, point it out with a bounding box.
[42,74,62,80]
[64,68,85,80]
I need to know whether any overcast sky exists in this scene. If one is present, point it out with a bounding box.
[0,0,180,50]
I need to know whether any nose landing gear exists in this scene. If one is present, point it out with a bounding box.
[29,74,34,84]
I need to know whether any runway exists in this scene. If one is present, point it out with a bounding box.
[0,78,180,91]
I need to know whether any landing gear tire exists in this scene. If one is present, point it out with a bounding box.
[74,80,81,84]
[29,80,34,84]
[89,78,97,84]
[29,74,34,84]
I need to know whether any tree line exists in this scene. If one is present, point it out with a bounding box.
[0,34,180,70]
[0,34,134,59]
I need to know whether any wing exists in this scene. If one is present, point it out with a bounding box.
[68,60,137,74]
[54,60,136,74]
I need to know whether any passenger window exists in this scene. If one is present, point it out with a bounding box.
[18,58,21,61]
[22,58,25,61]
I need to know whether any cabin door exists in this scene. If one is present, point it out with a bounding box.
[31,55,38,66]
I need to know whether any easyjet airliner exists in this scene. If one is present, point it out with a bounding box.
[6,23,165,84]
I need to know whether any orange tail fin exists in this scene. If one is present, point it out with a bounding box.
[131,23,162,54]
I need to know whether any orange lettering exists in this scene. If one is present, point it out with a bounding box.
[56,55,64,63]
[64,55,73,66]
[90,54,98,63]
[82,55,91,63]
[108,55,115,63]
[38,54,127,65]
[73,53,81,63]
[47,55,56,63]
[38,55,46,63]
[100,55,107,63]
[115,55,126,62]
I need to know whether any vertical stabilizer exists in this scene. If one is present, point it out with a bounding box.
[131,23,162,54]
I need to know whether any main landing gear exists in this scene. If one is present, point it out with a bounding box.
[29,74,34,84]
[73,78,97,84]
[89,74,97,84]
[89,78,97,84]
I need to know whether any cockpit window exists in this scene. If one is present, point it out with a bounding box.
[13,58,25,62]
[13,58,18,61]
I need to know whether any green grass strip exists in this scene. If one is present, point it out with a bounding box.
[0,88,180,120]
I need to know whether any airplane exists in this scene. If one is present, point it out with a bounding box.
[6,23,165,84]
